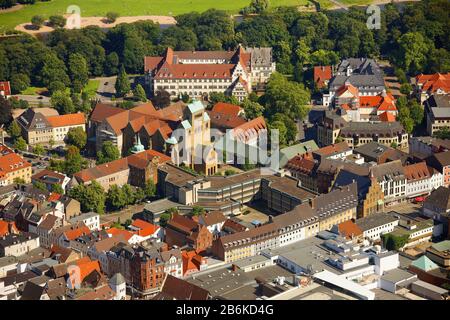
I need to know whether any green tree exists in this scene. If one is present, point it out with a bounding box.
[122,184,135,206]
[33,144,45,156]
[269,120,288,146]
[105,52,120,76]
[33,180,47,192]
[48,81,66,95]
[10,73,30,94]
[68,181,106,213]
[48,15,66,28]
[31,15,44,29]
[0,96,12,126]
[68,53,89,91]
[263,72,310,120]
[191,205,205,216]
[38,52,70,87]
[144,181,156,199]
[409,100,424,126]
[13,177,26,184]
[51,90,75,114]
[51,183,64,194]
[115,65,131,97]
[64,145,88,175]
[242,99,264,120]
[14,137,27,151]
[134,188,146,204]
[97,141,120,164]
[159,207,178,227]
[396,32,430,74]
[399,83,412,95]
[66,127,87,150]
[7,120,21,141]
[106,12,119,23]
[133,84,147,102]
[106,184,126,210]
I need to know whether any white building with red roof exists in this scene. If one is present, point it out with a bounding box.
[0,81,11,98]
[415,73,450,103]
[0,144,32,186]
[144,46,275,102]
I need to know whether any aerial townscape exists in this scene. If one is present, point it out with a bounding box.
[0,0,449,304]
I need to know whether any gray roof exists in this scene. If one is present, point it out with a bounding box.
[424,186,450,211]
[246,47,273,66]
[411,279,448,295]
[431,107,450,119]
[340,121,405,137]
[69,212,98,223]
[370,160,405,182]
[380,268,417,284]
[330,58,385,91]
[109,273,126,286]
[354,141,390,160]
[355,213,398,231]
[0,256,18,268]
[143,198,182,214]
[314,182,358,218]
[232,254,271,269]
[0,232,38,247]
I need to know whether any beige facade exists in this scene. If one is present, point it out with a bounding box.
[319,207,356,232]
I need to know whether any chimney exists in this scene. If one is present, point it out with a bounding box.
[268,215,273,223]
[309,198,315,209]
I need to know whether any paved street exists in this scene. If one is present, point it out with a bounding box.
[12,94,51,106]
[95,76,117,102]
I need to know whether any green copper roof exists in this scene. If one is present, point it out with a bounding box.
[130,135,145,154]
[431,240,450,252]
[278,140,319,168]
[181,120,191,129]
[188,100,205,114]
[411,256,438,272]
[203,112,210,122]
[165,137,178,144]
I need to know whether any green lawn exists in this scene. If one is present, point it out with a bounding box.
[0,0,312,31]
[20,86,47,95]
[83,79,99,98]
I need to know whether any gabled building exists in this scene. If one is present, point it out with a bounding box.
[414,73,450,103]
[370,160,406,205]
[31,170,70,193]
[323,58,385,107]
[73,149,170,191]
[425,151,450,187]
[314,66,332,89]
[164,214,213,253]
[0,145,32,186]
[144,46,275,102]
[0,81,11,98]
[16,108,85,146]
[424,94,450,135]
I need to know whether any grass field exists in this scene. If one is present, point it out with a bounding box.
[0,0,313,31]
[83,79,99,98]
[20,86,47,95]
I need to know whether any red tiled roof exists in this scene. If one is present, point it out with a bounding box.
[90,103,126,123]
[336,83,359,97]
[337,220,363,239]
[285,152,316,173]
[0,146,31,174]
[0,81,11,96]
[211,102,242,117]
[233,116,267,142]
[416,73,450,93]
[404,162,431,181]
[64,225,91,241]
[48,192,61,202]
[379,111,396,122]
[74,149,169,183]
[130,219,159,237]
[207,110,247,129]
[167,213,197,234]
[46,113,86,127]
[106,228,134,242]
[314,142,350,156]
[314,66,332,87]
